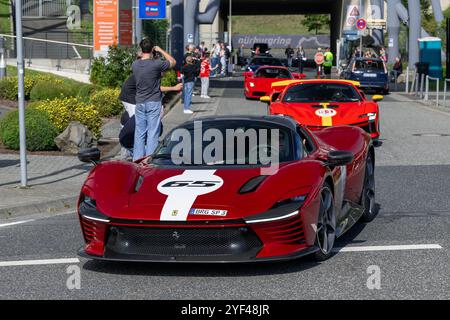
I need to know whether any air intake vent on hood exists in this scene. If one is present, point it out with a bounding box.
[239,176,267,194]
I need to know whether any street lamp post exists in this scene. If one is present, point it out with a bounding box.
[14,0,28,187]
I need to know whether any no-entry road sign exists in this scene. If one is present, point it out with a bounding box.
[314,52,324,65]
[356,18,367,30]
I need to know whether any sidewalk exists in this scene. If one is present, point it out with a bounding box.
[0,90,186,219]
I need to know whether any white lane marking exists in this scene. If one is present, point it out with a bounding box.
[0,220,34,228]
[0,258,80,267]
[333,244,443,253]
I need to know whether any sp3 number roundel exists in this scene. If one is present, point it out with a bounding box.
[315,108,337,118]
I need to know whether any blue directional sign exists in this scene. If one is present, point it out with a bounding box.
[139,0,167,19]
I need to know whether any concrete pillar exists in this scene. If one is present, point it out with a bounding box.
[387,0,401,63]
[171,0,184,68]
[370,0,383,46]
[431,0,444,23]
[408,0,421,68]
[330,0,343,66]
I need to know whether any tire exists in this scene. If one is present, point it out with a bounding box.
[314,183,336,261]
[360,151,377,222]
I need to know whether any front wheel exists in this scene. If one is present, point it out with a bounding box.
[360,151,376,222]
[314,184,336,261]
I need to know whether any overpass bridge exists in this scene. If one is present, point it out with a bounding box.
[170,0,445,68]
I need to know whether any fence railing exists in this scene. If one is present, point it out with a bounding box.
[0,32,93,60]
[424,75,440,107]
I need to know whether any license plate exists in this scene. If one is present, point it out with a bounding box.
[363,73,377,77]
[189,208,228,216]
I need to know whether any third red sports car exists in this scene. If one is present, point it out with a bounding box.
[262,79,382,141]
[244,66,305,99]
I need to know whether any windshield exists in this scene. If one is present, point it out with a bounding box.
[251,58,282,66]
[255,68,291,79]
[354,60,385,71]
[150,121,299,167]
[253,44,269,51]
[283,83,361,103]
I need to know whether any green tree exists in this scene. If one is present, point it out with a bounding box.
[302,15,330,35]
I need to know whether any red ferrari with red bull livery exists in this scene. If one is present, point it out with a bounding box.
[244,66,305,99]
[77,116,376,263]
[261,79,382,141]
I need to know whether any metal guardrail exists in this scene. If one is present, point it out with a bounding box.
[424,75,440,107]
[443,79,450,107]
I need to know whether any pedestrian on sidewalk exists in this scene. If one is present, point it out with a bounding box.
[323,47,333,79]
[285,44,294,68]
[296,46,306,74]
[132,38,176,161]
[181,55,200,114]
[200,54,218,99]
[238,44,245,67]
[211,41,221,77]
[119,83,182,160]
[219,43,227,77]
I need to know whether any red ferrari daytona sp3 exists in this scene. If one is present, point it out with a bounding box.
[244,66,305,99]
[262,79,382,141]
[77,116,376,263]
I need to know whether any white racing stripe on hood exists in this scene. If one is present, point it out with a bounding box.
[157,170,223,221]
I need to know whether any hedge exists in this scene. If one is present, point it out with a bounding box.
[0,108,58,151]
[89,88,122,117]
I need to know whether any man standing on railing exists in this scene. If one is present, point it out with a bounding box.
[132,38,176,161]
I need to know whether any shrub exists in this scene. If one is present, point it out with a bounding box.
[77,84,96,101]
[29,80,78,101]
[90,45,137,88]
[0,108,58,151]
[161,70,178,87]
[89,88,122,117]
[0,76,36,100]
[33,97,102,138]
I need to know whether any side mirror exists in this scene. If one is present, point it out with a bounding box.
[372,94,383,102]
[243,71,253,78]
[260,96,271,104]
[326,150,354,167]
[78,148,101,164]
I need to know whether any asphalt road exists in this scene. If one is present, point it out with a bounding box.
[0,74,449,300]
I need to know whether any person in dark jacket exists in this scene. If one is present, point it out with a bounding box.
[181,55,200,114]
[118,78,182,159]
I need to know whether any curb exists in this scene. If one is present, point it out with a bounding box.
[164,91,182,116]
[0,196,78,221]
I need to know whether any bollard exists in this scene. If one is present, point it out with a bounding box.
[405,66,409,93]
[0,37,6,79]
[425,75,429,101]
[436,80,439,107]
[420,73,425,98]
[444,80,447,107]
[0,52,6,79]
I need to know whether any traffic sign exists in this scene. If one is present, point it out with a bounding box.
[139,0,167,19]
[356,18,367,30]
[314,52,325,65]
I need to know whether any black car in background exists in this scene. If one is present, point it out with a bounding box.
[246,56,284,72]
[251,43,271,57]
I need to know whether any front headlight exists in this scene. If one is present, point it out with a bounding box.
[79,195,110,223]
[367,112,377,121]
[249,82,255,88]
[360,112,377,121]
[244,195,307,224]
